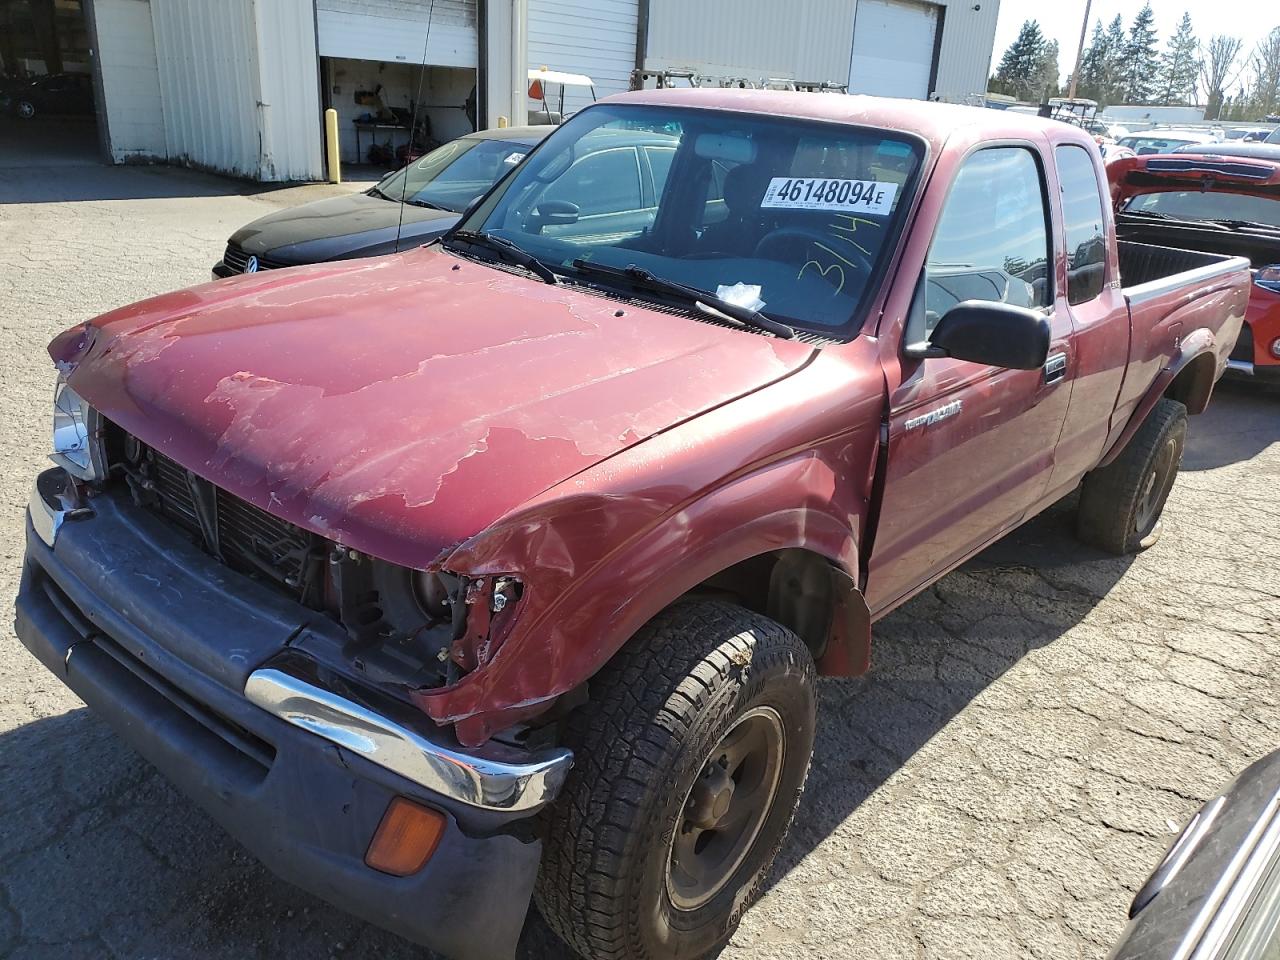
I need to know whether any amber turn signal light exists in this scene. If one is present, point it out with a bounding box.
[365,797,446,876]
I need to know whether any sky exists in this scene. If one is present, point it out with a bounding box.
[991,0,1272,86]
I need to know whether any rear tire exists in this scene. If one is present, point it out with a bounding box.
[1077,397,1187,554]
[536,599,816,960]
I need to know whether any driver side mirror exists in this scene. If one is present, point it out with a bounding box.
[904,300,1050,370]
[531,199,580,227]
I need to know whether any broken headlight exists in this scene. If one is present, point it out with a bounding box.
[51,373,105,481]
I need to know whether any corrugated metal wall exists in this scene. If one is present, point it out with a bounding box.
[253,0,324,180]
[931,0,999,101]
[148,0,322,181]
[644,0,856,83]
[642,0,997,100]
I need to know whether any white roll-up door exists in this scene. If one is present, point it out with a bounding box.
[528,0,639,116]
[316,0,478,67]
[848,0,939,100]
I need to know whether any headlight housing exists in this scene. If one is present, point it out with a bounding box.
[51,374,105,481]
[1256,264,1280,294]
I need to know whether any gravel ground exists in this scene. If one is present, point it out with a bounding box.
[2,121,1279,960]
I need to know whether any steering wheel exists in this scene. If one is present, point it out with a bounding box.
[752,226,874,281]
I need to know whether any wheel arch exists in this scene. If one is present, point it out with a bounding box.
[1099,332,1217,469]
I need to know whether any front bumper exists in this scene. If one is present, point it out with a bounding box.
[14,469,567,960]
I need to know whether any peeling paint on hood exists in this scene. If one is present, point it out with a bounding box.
[65,247,815,568]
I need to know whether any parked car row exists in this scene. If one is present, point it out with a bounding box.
[12,89,1275,960]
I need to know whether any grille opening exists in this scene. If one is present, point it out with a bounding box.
[107,426,325,609]
[101,423,459,692]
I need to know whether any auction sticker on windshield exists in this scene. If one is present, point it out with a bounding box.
[761,178,897,216]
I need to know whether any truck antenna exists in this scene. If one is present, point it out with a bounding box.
[395,0,437,254]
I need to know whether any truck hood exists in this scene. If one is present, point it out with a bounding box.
[65,248,814,568]
[229,192,459,264]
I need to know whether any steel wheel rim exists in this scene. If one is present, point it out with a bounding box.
[1136,435,1178,533]
[666,706,785,912]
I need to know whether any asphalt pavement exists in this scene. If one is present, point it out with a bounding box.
[1,118,1278,960]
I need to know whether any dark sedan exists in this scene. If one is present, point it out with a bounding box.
[1111,749,1280,959]
[2,73,94,119]
[213,126,551,278]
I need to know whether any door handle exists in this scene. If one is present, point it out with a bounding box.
[1043,353,1067,384]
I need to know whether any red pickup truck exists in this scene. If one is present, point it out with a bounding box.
[17,90,1250,960]
[1110,151,1280,385]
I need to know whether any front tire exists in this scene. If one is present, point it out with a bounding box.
[536,600,816,960]
[1077,397,1187,554]
[16,100,36,119]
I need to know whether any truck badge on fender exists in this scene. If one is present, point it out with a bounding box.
[904,399,963,431]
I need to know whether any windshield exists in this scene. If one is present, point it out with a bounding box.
[1120,135,1200,155]
[375,138,534,212]
[1122,190,1280,228]
[457,103,923,333]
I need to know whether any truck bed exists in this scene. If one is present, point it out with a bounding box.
[1118,239,1245,295]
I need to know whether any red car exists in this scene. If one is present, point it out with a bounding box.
[1111,152,1280,385]
[17,90,1250,960]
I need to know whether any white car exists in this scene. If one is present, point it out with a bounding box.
[1118,129,1220,155]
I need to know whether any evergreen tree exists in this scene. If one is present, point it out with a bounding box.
[1077,16,1127,107]
[1037,40,1061,102]
[1123,4,1160,104]
[1157,13,1199,105]
[994,20,1050,101]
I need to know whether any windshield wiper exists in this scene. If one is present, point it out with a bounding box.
[1205,218,1280,232]
[568,260,795,339]
[446,230,557,284]
[405,197,450,211]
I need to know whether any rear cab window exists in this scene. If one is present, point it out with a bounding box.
[1055,144,1107,304]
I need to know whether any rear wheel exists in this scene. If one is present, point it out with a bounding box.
[16,100,36,120]
[536,600,815,960]
[1077,397,1187,554]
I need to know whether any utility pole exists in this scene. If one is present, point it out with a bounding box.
[1068,0,1092,99]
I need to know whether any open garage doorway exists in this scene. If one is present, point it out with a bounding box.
[0,0,103,168]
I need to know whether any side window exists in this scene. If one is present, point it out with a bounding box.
[645,146,675,201]
[923,147,1052,335]
[1055,145,1107,304]
[543,148,642,216]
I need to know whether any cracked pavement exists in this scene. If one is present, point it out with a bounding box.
[2,119,1279,960]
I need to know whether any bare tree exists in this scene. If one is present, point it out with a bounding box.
[1247,28,1280,119]
[1200,34,1244,119]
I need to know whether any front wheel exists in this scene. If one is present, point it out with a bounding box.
[16,100,36,119]
[536,600,816,960]
[1077,397,1187,554]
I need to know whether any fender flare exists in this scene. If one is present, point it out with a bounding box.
[418,456,872,744]
[1098,330,1217,469]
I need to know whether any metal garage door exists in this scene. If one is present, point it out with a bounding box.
[316,0,478,67]
[848,0,938,100]
[528,0,639,115]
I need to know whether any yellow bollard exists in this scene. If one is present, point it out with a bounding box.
[497,115,509,128]
[324,108,341,184]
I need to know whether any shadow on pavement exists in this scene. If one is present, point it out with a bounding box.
[1181,378,1280,472]
[754,495,1135,905]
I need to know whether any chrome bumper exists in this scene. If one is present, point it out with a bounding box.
[245,663,573,813]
